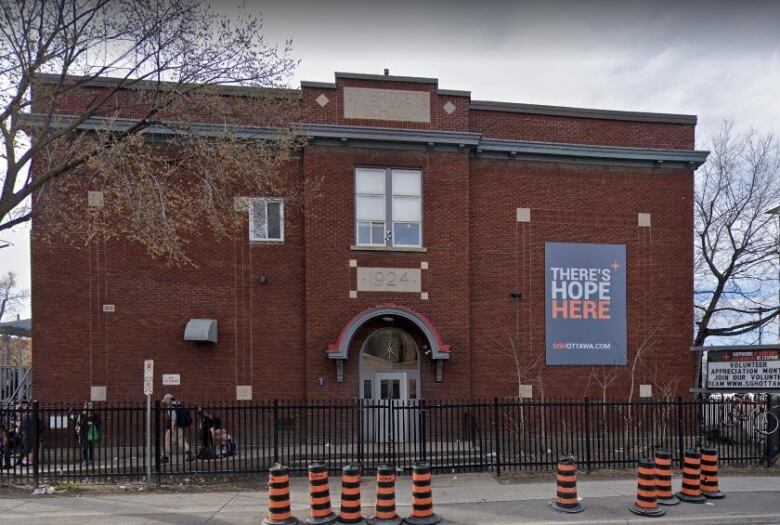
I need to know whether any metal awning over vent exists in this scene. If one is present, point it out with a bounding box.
[184,319,217,343]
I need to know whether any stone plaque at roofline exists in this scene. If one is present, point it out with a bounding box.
[357,267,422,293]
[343,87,430,123]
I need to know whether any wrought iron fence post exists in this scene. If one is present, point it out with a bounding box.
[32,400,39,487]
[357,398,363,466]
[389,400,396,467]
[766,394,780,467]
[583,397,592,472]
[676,395,685,467]
[493,397,501,476]
[420,399,427,463]
[153,400,161,484]
[273,399,280,464]
[765,394,771,467]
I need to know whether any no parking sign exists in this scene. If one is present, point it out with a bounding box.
[143,360,154,395]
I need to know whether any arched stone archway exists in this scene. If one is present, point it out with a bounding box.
[327,305,450,384]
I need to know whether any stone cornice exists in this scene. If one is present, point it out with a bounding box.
[17,114,709,168]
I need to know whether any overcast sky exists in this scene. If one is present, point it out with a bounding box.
[2,0,780,320]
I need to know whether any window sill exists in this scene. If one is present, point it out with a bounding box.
[250,239,285,245]
[350,245,427,253]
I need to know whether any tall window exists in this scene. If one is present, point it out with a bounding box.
[249,198,284,242]
[355,168,422,247]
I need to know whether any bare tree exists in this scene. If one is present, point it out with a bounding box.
[646,361,681,447]
[587,365,620,403]
[0,0,307,263]
[694,122,780,350]
[627,326,659,405]
[0,271,27,323]
[494,327,542,399]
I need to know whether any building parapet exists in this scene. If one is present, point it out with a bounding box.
[470,100,697,125]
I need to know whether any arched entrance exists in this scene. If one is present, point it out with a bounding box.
[327,304,451,443]
[359,327,420,401]
[359,327,420,442]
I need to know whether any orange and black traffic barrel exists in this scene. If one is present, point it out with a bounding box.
[550,454,584,513]
[654,449,680,506]
[305,462,337,525]
[337,464,366,524]
[700,447,725,499]
[676,449,706,503]
[372,465,401,525]
[404,462,441,525]
[628,458,665,517]
[262,464,299,525]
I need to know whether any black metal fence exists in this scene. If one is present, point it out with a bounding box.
[0,397,777,485]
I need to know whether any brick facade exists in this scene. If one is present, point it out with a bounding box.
[30,72,701,403]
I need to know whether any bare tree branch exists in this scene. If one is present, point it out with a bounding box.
[0,0,307,264]
[693,120,780,384]
[0,272,28,323]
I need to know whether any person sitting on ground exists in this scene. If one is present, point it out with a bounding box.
[213,428,236,459]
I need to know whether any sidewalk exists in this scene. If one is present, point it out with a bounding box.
[0,473,778,524]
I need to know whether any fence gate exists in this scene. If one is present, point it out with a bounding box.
[362,398,420,444]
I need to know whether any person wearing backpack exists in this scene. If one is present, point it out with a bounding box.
[161,394,194,463]
[75,402,100,466]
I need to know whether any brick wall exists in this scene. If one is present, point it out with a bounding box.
[30,73,698,403]
[470,110,694,149]
[301,146,472,401]
[469,159,694,399]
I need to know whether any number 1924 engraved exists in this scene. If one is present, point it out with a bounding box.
[356,267,422,293]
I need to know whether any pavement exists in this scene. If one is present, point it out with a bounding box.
[0,473,779,524]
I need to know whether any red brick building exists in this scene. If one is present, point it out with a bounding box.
[30,71,707,403]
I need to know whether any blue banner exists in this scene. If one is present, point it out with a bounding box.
[545,242,627,365]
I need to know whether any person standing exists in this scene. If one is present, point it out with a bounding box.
[160,394,194,463]
[0,424,12,469]
[17,405,35,467]
[75,402,100,466]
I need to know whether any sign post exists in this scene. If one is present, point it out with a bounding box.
[143,359,154,482]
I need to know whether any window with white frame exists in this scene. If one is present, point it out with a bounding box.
[355,168,422,247]
[249,198,284,242]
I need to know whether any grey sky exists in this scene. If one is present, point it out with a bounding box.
[2,0,780,319]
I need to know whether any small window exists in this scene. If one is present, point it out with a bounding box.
[363,380,372,400]
[249,198,284,242]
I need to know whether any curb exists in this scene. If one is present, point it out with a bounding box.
[495,514,780,525]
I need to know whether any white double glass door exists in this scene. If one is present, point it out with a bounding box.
[366,371,418,443]
[374,372,408,402]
